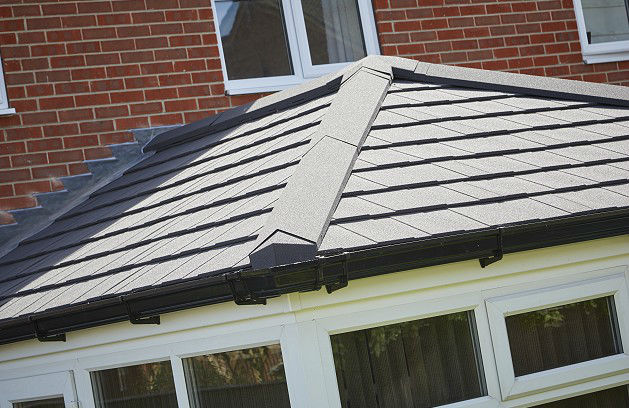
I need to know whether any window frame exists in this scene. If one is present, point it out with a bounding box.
[210,0,380,95]
[485,272,629,401]
[314,292,501,408]
[572,0,629,64]
[0,52,16,116]
[0,371,78,408]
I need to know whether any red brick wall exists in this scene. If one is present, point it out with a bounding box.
[374,0,629,84]
[0,0,259,217]
[1,0,628,218]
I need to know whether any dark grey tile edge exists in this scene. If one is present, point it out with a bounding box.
[414,62,629,107]
[249,65,393,269]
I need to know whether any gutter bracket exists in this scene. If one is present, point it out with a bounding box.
[226,272,266,305]
[120,296,160,325]
[479,228,504,268]
[30,317,66,342]
[325,256,349,294]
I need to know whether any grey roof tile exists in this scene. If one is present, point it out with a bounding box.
[396,209,488,235]
[452,198,569,226]
[340,217,427,244]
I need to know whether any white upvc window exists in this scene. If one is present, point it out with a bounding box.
[573,0,629,63]
[0,52,16,116]
[0,371,78,408]
[486,271,629,402]
[210,0,380,95]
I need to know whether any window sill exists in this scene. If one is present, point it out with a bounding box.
[583,50,629,64]
[0,108,16,116]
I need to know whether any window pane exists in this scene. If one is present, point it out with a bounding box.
[183,344,291,408]
[534,385,629,407]
[581,0,629,44]
[301,0,367,65]
[331,311,485,408]
[13,398,65,408]
[215,0,293,80]
[90,361,177,408]
[506,296,623,377]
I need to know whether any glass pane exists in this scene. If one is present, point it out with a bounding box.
[215,0,293,80]
[13,398,65,408]
[90,361,177,408]
[331,311,485,408]
[581,0,629,44]
[183,344,291,408]
[506,296,623,377]
[302,0,367,65]
[534,385,629,407]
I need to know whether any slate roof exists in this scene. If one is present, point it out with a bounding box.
[0,56,628,343]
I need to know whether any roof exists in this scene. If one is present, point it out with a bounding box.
[1,56,629,344]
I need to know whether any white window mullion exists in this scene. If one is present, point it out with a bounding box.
[170,355,191,408]
[573,0,629,63]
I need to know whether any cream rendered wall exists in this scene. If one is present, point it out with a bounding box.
[0,235,628,408]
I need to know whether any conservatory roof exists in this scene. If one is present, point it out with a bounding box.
[1,56,629,344]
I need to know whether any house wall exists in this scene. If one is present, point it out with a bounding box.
[0,236,628,408]
[1,0,628,218]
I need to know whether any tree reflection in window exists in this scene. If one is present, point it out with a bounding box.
[90,361,177,408]
[183,344,290,408]
[506,296,623,376]
[331,311,486,408]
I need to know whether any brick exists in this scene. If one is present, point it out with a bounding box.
[1,19,25,32]
[132,11,166,24]
[68,163,89,175]
[409,31,438,42]
[121,50,155,63]
[99,131,134,145]
[84,146,112,160]
[32,164,68,179]
[31,43,66,57]
[27,137,63,152]
[116,117,150,129]
[86,53,121,66]
[178,84,210,97]
[107,64,141,77]
[5,126,42,141]
[437,30,465,40]
[155,48,188,61]
[111,90,144,103]
[130,102,163,115]
[191,71,222,84]
[80,120,115,133]
[55,81,90,95]
[14,180,51,196]
[125,76,159,89]
[145,87,178,100]
[75,93,110,107]
[146,0,181,9]
[0,141,27,155]
[41,2,77,16]
[117,25,151,38]
[2,45,31,58]
[494,47,519,58]
[188,46,219,58]
[166,10,198,21]
[42,123,79,137]
[18,31,45,44]
[150,113,183,126]
[164,98,197,112]
[21,58,49,71]
[26,83,54,97]
[95,105,129,119]
[63,135,99,149]
[198,96,230,110]
[50,55,85,68]
[58,108,94,122]
[61,15,97,27]
[90,79,125,92]
[136,37,169,49]
[113,1,147,12]
[140,62,174,75]
[97,13,132,26]
[11,153,47,168]
[22,111,57,125]
[71,67,106,81]
[184,21,212,33]
[48,149,84,164]
[102,39,135,52]
[13,5,41,17]
[83,27,117,40]
[67,41,101,54]
[46,29,82,42]
[0,197,37,211]
[40,96,75,110]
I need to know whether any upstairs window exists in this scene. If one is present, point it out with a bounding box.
[573,0,629,63]
[0,51,15,116]
[212,0,379,95]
